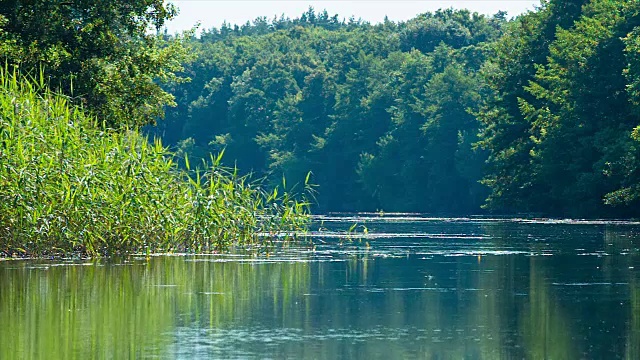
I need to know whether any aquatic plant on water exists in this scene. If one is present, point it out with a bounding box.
[0,70,310,258]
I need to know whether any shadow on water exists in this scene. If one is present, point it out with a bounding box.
[0,215,639,359]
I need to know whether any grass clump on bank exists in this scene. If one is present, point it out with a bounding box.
[0,71,309,258]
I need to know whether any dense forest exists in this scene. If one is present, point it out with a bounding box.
[152,0,640,218]
[150,8,504,214]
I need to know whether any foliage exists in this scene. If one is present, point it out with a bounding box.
[477,0,640,217]
[146,2,640,218]
[0,0,191,127]
[152,8,506,214]
[0,71,309,258]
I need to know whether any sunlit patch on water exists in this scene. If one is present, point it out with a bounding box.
[164,321,539,360]
[184,258,345,263]
[292,231,491,240]
[552,282,629,286]
[23,265,51,270]
[8,262,96,270]
[47,262,94,267]
[358,287,471,293]
[311,214,640,226]
[436,250,531,257]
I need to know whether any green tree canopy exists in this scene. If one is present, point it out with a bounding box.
[152,9,506,213]
[0,0,191,127]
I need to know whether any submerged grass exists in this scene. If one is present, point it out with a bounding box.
[0,70,309,258]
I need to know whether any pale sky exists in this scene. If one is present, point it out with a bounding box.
[165,1,541,34]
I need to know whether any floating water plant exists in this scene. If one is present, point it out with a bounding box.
[0,70,309,258]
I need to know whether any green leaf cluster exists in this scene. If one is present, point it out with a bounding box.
[478,0,640,217]
[0,1,191,127]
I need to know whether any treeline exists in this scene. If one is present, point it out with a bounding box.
[152,8,506,213]
[479,0,640,217]
[156,1,640,218]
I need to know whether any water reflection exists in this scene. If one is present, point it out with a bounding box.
[0,258,311,359]
[0,217,638,359]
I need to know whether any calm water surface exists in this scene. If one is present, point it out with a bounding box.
[1,215,640,359]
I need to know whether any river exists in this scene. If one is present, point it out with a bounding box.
[1,215,639,359]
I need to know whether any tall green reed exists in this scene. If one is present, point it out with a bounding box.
[0,69,309,258]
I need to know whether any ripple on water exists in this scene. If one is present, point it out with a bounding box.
[310,214,640,225]
[552,282,629,287]
[167,324,504,359]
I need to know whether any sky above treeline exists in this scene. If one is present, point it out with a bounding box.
[165,0,541,33]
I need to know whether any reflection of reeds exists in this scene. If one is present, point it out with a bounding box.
[0,256,312,359]
[0,70,309,258]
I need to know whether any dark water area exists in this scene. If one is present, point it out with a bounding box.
[1,215,639,359]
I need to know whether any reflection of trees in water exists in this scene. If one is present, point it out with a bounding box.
[629,277,640,360]
[521,257,575,359]
[476,223,640,359]
[472,248,529,359]
[470,226,575,360]
[300,223,639,359]
[309,249,468,358]
[0,224,637,359]
[603,226,640,360]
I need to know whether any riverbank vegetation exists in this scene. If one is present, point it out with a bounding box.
[0,71,309,258]
[0,1,309,258]
[156,0,640,218]
[3,0,640,260]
